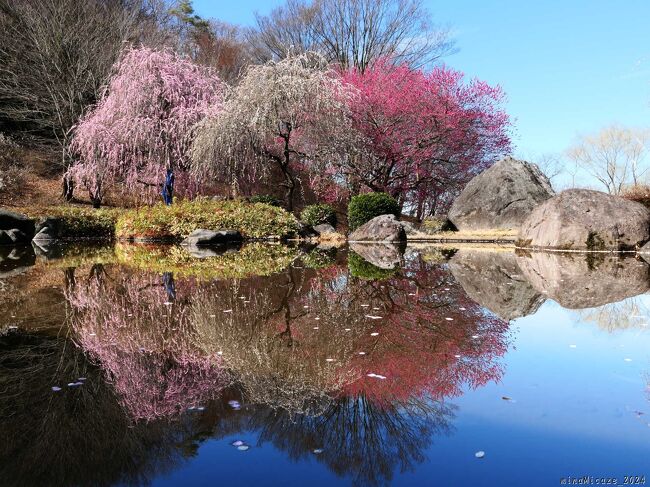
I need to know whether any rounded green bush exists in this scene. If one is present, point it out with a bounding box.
[347,192,400,230]
[249,194,282,207]
[300,203,337,227]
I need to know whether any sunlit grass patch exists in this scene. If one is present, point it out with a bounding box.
[115,198,299,241]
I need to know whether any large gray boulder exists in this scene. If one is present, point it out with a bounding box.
[0,209,35,241]
[517,189,650,250]
[516,251,649,309]
[449,249,545,321]
[181,229,243,247]
[348,214,406,242]
[448,157,554,230]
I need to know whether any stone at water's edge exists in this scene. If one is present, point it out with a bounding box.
[349,243,403,270]
[448,250,545,321]
[348,214,406,242]
[448,157,554,231]
[516,251,650,309]
[517,189,650,250]
[181,229,243,246]
[313,223,336,235]
[0,209,35,242]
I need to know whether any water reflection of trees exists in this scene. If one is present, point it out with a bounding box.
[56,251,509,485]
[249,395,455,486]
[0,331,208,487]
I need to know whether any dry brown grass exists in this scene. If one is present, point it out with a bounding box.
[408,228,518,243]
[318,231,347,244]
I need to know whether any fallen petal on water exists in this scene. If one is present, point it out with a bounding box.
[237,445,250,451]
[312,449,324,454]
[232,440,244,447]
[475,451,485,459]
[51,386,62,392]
[365,315,382,320]
[370,332,379,336]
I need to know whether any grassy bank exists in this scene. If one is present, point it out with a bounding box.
[18,199,299,241]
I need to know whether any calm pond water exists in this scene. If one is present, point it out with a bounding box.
[1,243,650,487]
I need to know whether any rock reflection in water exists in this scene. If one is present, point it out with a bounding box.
[449,249,546,320]
[515,251,650,309]
[1,247,509,486]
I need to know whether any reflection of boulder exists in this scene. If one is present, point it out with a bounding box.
[518,189,650,250]
[449,157,554,231]
[516,251,650,309]
[181,229,243,246]
[449,250,545,320]
[349,242,403,270]
[0,245,35,278]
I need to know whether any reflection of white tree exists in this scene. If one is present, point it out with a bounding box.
[578,297,650,332]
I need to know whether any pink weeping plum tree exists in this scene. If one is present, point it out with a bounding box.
[337,60,512,218]
[67,47,225,207]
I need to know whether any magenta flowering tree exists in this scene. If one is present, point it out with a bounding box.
[338,60,512,217]
[67,47,225,207]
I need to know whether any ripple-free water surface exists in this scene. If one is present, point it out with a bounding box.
[1,244,649,486]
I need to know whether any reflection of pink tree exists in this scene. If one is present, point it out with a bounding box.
[293,255,510,406]
[67,268,229,421]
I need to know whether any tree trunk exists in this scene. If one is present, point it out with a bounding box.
[62,174,74,201]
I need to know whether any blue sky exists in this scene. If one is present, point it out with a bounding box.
[194,0,649,174]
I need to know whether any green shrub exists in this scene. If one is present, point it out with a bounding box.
[300,203,337,227]
[348,251,396,280]
[347,192,399,230]
[115,198,299,240]
[249,194,282,207]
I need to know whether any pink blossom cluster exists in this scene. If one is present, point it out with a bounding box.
[68,47,225,203]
